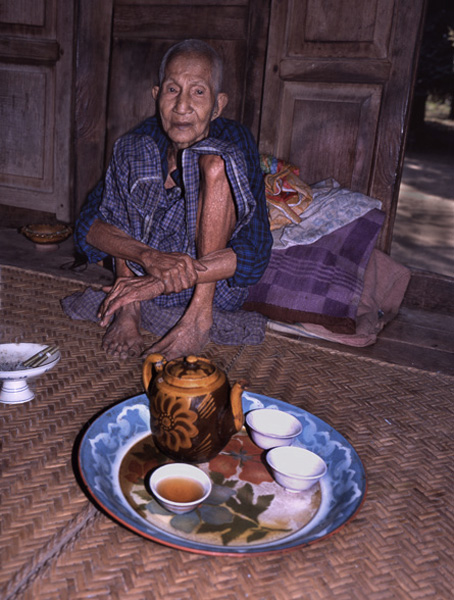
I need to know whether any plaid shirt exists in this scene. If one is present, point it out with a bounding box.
[74,116,272,291]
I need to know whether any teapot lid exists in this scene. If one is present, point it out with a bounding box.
[164,356,222,389]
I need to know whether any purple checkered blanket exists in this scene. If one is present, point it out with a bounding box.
[243,208,385,333]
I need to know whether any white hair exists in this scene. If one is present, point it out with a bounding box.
[158,39,224,95]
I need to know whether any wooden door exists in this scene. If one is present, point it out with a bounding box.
[74,0,271,215]
[259,0,427,252]
[0,0,75,222]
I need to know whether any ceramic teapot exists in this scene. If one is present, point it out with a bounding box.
[142,354,246,463]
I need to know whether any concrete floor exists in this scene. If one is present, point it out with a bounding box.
[391,150,454,278]
[0,228,114,286]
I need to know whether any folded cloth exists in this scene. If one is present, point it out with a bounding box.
[267,249,411,346]
[272,178,383,249]
[260,154,313,231]
[243,209,385,334]
[60,289,268,346]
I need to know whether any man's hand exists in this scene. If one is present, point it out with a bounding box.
[142,251,204,293]
[97,252,207,326]
[98,276,165,326]
[86,221,206,290]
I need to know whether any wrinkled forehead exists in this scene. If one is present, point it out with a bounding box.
[163,52,216,88]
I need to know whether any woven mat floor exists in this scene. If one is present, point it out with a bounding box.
[1,264,453,600]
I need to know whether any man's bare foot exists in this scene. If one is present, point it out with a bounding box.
[145,312,212,361]
[101,304,144,359]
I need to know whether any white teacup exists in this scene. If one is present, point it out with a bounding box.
[246,408,302,449]
[266,446,327,492]
[147,463,212,514]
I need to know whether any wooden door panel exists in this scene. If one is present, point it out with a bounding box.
[113,3,249,40]
[0,0,75,221]
[276,82,382,190]
[74,0,114,219]
[0,0,46,29]
[0,65,53,190]
[288,0,394,58]
[106,37,163,156]
[278,57,391,84]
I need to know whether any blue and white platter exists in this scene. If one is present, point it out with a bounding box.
[77,392,367,555]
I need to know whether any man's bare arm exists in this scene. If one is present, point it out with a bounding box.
[88,217,237,283]
[93,221,238,323]
[87,219,202,290]
[97,249,237,324]
[87,219,182,271]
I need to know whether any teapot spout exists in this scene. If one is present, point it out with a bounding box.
[142,353,166,393]
[230,380,247,432]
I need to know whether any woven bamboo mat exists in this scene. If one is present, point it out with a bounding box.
[1,264,453,600]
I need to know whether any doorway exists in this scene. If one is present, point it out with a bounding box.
[390,1,454,279]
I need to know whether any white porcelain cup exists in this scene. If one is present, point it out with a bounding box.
[246,408,302,449]
[266,446,327,492]
[147,463,212,514]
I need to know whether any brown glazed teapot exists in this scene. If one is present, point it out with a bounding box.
[142,354,246,463]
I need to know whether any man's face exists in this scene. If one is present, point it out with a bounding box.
[153,53,227,150]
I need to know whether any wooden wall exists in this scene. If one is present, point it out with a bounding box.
[0,0,75,222]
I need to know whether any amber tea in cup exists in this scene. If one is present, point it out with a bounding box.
[148,463,212,514]
[156,476,205,503]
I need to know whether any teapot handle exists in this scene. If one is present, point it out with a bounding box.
[142,353,166,392]
[231,379,248,432]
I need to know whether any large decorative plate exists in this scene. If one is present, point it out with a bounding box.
[77,392,366,555]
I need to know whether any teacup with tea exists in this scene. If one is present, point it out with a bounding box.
[147,463,212,514]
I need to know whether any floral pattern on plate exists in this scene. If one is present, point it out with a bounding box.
[120,432,321,547]
[78,392,366,555]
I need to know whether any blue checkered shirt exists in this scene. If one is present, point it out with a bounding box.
[74,116,272,306]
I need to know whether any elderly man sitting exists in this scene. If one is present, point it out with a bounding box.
[63,39,272,360]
